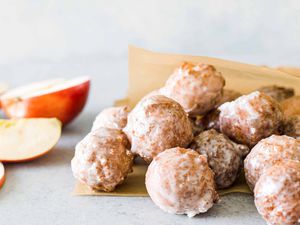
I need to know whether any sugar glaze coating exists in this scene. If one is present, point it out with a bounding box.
[219,91,284,147]
[244,135,300,190]
[190,129,249,188]
[254,160,300,225]
[123,95,193,163]
[71,128,133,191]
[92,106,129,131]
[146,147,218,217]
[160,62,225,116]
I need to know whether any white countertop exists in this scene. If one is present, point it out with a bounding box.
[0,112,266,225]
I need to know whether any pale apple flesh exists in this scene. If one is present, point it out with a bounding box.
[0,118,62,162]
[0,77,90,125]
[0,162,5,188]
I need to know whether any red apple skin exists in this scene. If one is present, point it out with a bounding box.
[0,173,5,188]
[1,80,90,125]
[0,164,5,188]
[0,176,5,188]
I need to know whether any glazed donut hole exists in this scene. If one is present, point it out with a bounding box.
[215,89,242,108]
[71,127,133,192]
[254,160,300,225]
[281,95,300,117]
[91,106,130,131]
[219,91,284,147]
[257,85,294,102]
[145,147,219,217]
[282,115,300,139]
[244,135,300,190]
[190,129,249,189]
[71,59,300,223]
[160,62,225,116]
[189,89,241,134]
[123,95,193,163]
[189,116,206,136]
[191,109,221,135]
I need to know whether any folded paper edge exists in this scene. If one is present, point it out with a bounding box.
[128,45,299,78]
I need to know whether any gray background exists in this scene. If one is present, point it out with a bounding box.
[1,1,299,224]
[1,0,300,110]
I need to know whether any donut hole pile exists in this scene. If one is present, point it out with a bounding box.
[71,62,300,223]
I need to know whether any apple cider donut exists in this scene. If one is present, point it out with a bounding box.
[91,106,129,131]
[192,109,221,133]
[257,85,294,102]
[160,62,225,116]
[254,160,300,225]
[191,89,241,133]
[283,115,300,139]
[281,96,300,117]
[190,129,249,188]
[189,117,205,136]
[145,147,218,217]
[71,127,133,192]
[219,91,284,147]
[215,89,241,107]
[244,135,300,190]
[123,95,193,163]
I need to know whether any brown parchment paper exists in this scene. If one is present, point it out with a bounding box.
[74,46,300,197]
[277,67,300,77]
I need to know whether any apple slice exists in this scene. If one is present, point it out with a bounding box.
[0,162,5,188]
[0,77,90,125]
[0,118,62,162]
